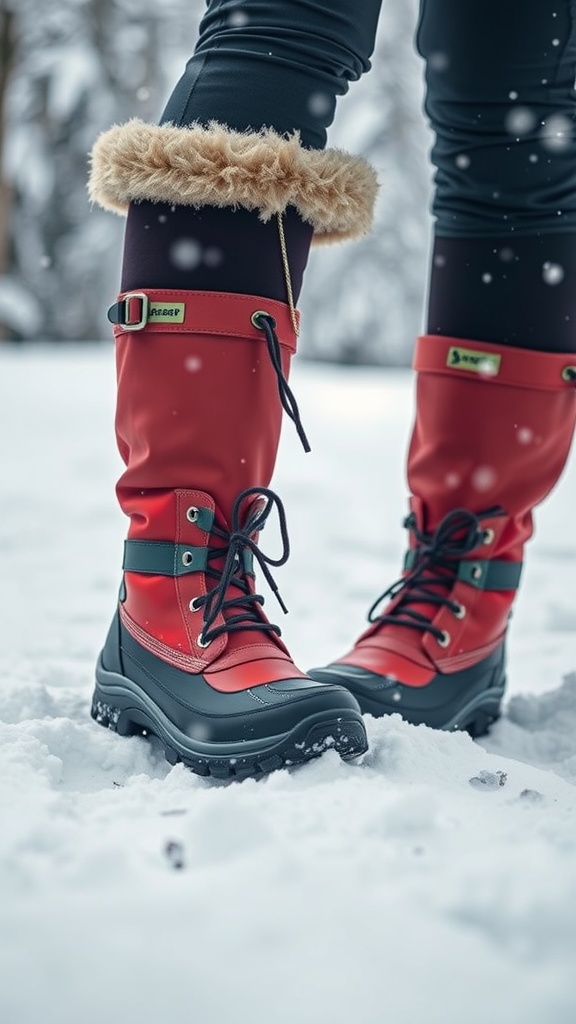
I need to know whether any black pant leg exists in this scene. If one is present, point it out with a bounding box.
[162,0,384,149]
[122,1,384,297]
[419,0,576,351]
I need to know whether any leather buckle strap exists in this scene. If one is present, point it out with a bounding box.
[106,289,299,349]
[108,292,149,331]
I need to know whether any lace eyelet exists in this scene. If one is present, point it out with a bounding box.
[471,564,483,581]
[452,602,466,620]
[188,597,201,612]
[561,365,576,382]
[197,632,211,649]
[182,551,194,566]
[251,309,274,330]
[482,528,495,545]
[436,630,451,648]
[186,506,200,523]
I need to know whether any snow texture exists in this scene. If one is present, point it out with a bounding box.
[1,347,575,1024]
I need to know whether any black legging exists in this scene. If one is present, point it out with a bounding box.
[125,0,576,352]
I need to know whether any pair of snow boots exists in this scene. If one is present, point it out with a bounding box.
[89,122,576,778]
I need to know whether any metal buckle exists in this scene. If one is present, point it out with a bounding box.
[121,292,149,331]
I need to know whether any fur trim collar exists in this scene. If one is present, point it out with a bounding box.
[88,119,378,245]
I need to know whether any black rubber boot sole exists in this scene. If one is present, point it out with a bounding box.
[308,643,507,738]
[91,663,368,780]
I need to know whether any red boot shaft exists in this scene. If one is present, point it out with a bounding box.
[114,290,296,521]
[409,336,576,535]
[311,336,576,731]
[112,289,305,687]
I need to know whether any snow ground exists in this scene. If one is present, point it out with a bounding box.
[1,345,575,1024]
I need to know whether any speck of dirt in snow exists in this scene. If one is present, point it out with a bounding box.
[469,769,508,791]
[518,789,545,804]
[164,840,186,871]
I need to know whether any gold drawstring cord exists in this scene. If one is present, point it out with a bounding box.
[276,212,300,338]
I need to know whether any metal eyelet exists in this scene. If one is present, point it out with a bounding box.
[251,309,272,330]
[471,564,483,581]
[436,630,451,648]
[482,528,495,545]
[561,366,576,382]
[188,597,201,612]
[182,551,194,566]
[197,632,211,649]
[452,602,466,620]
[186,506,200,523]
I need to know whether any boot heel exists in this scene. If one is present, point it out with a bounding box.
[465,709,500,739]
[91,694,124,733]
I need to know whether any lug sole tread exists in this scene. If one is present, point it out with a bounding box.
[90,696,368,780]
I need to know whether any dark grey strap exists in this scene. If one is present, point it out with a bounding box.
[403,550,522,591]
[123,540,207,576]
[123,539,255,577]
[184,506,215,533]
[457,559,522,591]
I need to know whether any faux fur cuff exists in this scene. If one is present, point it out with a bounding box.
[88,119,378,245]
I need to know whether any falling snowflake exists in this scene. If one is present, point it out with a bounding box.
[542,261,564,285]
[540,114,572,152]
[170,239,202,270]
[308,92,331,118]
[504,106,536,136]
[517,427,534,445]
[445,472,461,489]
[228,9,249,27]
[477,358,499,377]
[184,355,202,373]
[429,52,449,71]
[471,466,497,491]
[204,247,223,268]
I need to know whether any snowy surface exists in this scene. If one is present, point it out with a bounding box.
[1,346,575,1024]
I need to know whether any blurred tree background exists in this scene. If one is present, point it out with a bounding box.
[0,0,432,362]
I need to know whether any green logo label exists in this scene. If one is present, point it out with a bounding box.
[148,303,186,324]
[447,347,501,376]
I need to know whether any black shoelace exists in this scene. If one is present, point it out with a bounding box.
[195,487,290,646]
[252,312,311,453]
[367,508,499,644]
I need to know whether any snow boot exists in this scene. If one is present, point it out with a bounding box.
[87,121,377,778]
[310,335,576,735]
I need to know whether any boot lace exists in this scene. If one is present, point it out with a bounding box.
[195,486,290,646]
[367,508,500,643]
[252,312,311,453]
